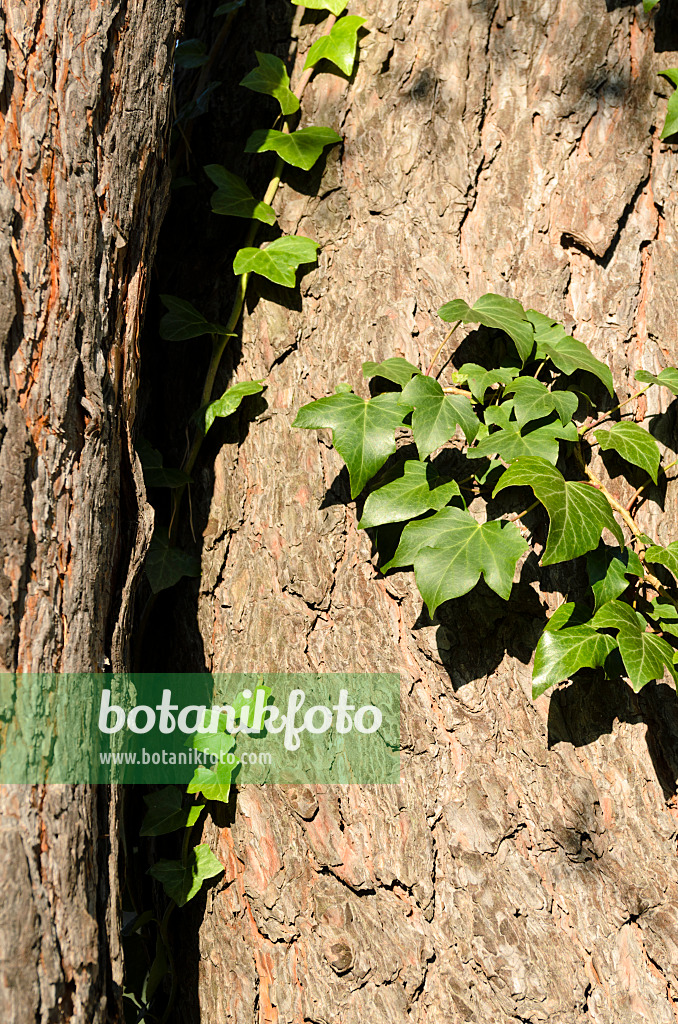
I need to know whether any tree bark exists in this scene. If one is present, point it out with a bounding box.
[0,1,178,1019]
[185,0,678,1021]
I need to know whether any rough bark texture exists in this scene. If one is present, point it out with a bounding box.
[0,1,179,1019]
[182,0,678,1021]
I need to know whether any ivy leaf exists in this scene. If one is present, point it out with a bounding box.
[187,762,233,803]
[384,506,528,613]
[468,419,578,466]
[202,380,265,434]
[455,363,518,402]
[233,236,319,287]
[159,295,235,341]
[204,165,276,225]
[591,600,648,632]
[240,52,299,115]
[586,544,643,611]
[294,391,411,498]
[438,293,535,363]
[148,845,223,907]
[643,0,661,10]
[358,460,463,528]
[644,541,678,583]
[591,602,676,690]
[527,310,614,395]
[635,367,678,396]
[175,39,208,69]
[660,70,678,140]
[214,0,247,14]
[245,126,342,171]
[494,456,624,564]
[290,0,347,14]
[140,787,204,837]
[145,527,200,594]
[362,357,421,388]
[544,601,594,632]
[594,422,660,483]
[532,626,617,698]
[137,439,192,489]
[400,374,479,458]
[303,16,366,76]
[505,377,578,428]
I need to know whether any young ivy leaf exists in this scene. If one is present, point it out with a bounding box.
[145,527,200,594]
[245,126,342,171]
[290,0,347,14]
[468,418,578,466]
[643,0,661,11]
[532,626,617,699]
[438,293,535,364]
[202,380,265,435]
[233,236,319,287]
[362,358,421,389]
[148,844,223,907]
[294,391,411,498]
[174,39,208,69]
[504,377,578,429]
[400,374,479,458]
[383,506,528,614]
[660,70,678,140]
[137,438,192,489]
[187,761,233,803]
[204,165,276,225]
[494,456,624,564]
[358,460,463,528]
[644,541,678,583]
[140,786,204,837]
[635,367,678,396]
[594,422,660,483]
[159,295,235,342]
[586,543,643,611]
[456,363,519,403]
[303,16,367,77]
[240,52,299,116]
[526,310,614,395]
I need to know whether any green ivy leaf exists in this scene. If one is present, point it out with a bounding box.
[468,418,578,466]
[303,16,366,76]
[660,69,678,140]
[214,0,246,14]
[527,310,614,395]
[202,380,265,434]
[594,422,660,483]
[145,527,200,594]
[504,377,578,429]
[159,295,235,342]
[384,506,528,613]
[544,602,594,632]
[455,363,518,402]
[240,52,299,115]
[290,0,347,14]
[137,439,192,489]
[362,357,421,388]
[644,0,661,11]
[586,544,643,611]
[592,601,676,690]
[494,457,624,564]
[140,787,204,837]
[644,541,678,583]
[204,165,276,225]
[187,761,233,803]
[358,460,463,528]
[438,293,535,364]
[532,626,617,698]
[400,374,479,458]
[175,39,208,69]
[245,126,342,170]
[591,599,647,632]
[233,236,319,287]
[294,391,411,498]
[148,845,223,907]
[635,367,678,396]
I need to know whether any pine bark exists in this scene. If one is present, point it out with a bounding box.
[186,0,678,1021]
[0,1,178,1019]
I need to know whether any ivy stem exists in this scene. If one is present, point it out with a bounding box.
[427,320,461,378]
[509,499,540,523]
[578,384,652,437]
[158,901,177,1024]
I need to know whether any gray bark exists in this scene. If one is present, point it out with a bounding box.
[0,0,179,1019]
[192,0,678,1021]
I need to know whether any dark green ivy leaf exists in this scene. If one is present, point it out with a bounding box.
[159,295,235,342]
[233,236,319,287]
[454,363,518,402]
[145,527,200,594]
[400,373,479,458]
[635,367,678,396]
[494,456,624,564]
[204,165,276,225]
[362,357,421,388]
[214,0,246,14]
[505,377,578,429]
[140,787,204,837]
[174,39,208,69]
[644,541,678,583]
[148,844,223,907]
[240,52,299,115]
[532,625,617,698]
[384,506,528,613]
[137,439,192,489]
[469,418,578,466]
[438,293,535,364]
[586,544,643,611]
[293,391,411,498]
[359,460,463,528]
[591,601,676,691]
[526,309,614,395]
[245,126,342,170]
[303,16,367,76]
[594,422,660,483]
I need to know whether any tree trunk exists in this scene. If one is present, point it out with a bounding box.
[185,0,678,1020]
[0,0,178,1019]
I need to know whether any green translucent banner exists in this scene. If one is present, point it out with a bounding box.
[0,673,400,784]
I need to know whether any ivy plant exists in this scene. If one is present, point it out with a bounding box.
[295,293,678,700]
